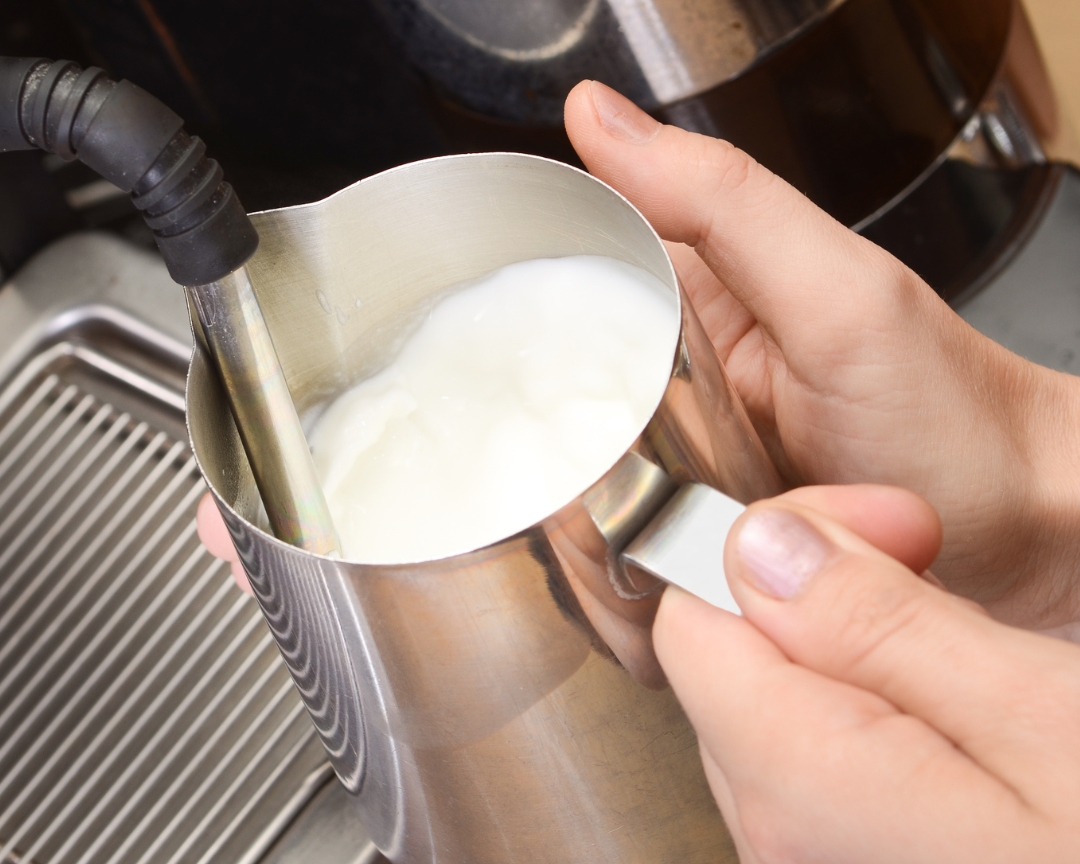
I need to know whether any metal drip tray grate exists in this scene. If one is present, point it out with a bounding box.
[0,332,329,864]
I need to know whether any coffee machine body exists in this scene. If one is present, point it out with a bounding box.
[375,0,1061,301]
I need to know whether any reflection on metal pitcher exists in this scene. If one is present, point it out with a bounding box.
[188,153,782,863]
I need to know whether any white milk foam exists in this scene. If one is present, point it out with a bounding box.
[310,255,680,563]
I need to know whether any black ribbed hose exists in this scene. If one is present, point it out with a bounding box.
[0,56,258,286]
[0,56,341,555]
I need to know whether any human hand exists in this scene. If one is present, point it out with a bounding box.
[564,80,1080,630]
[196,492,252,596]
[655,483,1080,863]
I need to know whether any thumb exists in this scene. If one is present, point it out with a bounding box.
[564,80,934,359]
[724,497,1080,809]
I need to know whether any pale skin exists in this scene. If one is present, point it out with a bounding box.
[198,79,1080,860]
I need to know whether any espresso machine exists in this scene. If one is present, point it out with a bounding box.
[8,0,1063,304]
[372,0,1066,304]
[0,1,1074,863]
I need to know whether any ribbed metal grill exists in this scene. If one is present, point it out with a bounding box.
[0,343,329,864]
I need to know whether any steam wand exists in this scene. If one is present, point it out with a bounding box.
[0,57,340,556]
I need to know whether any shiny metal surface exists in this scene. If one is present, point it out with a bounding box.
[394,0,1016,244]
[651,0,1014,227]
[0,234,335,864]
[859,3,1065,303]
[260,781,381,864]
[188,268,339,556]
[622,482,746,614]
[379,0,840,122]
[189,153,783,863]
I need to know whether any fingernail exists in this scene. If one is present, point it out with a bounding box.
[736,509,834,600]
[588,80,661,144]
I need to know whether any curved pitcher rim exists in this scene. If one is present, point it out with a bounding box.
[189,150,687,568]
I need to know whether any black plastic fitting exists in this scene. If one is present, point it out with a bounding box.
[0,57,258,287]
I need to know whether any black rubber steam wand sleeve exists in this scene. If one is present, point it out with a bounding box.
[0,56,258,287]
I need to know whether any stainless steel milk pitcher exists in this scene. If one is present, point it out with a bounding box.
[187,153,784,863]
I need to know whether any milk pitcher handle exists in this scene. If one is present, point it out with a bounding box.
[620,483,747,614]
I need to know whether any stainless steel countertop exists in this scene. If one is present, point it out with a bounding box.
[959,164,1080,373]
[260,780,379,864]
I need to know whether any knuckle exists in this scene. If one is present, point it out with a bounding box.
[823,561,929,684]
[863,245,937,322]
[707,140,757,194]
[689,141,778,242]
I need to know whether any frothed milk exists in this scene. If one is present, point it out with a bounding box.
[310,255,680,563]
